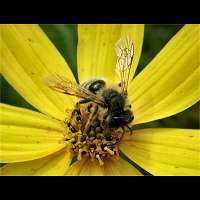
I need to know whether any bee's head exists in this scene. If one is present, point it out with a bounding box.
[102,89,134,128]
[108,110,134,128]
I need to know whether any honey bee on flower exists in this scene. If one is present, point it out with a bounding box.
[44,37,134,165]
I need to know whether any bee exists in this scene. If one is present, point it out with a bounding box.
[44,36,134,164]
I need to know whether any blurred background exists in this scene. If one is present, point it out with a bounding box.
[0,24,199,129]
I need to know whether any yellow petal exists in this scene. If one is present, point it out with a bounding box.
[102,157,142,175]
[0,104,67,163]
[0,149,72,176]
[128,24,200,125]
[77,24,144,84]
[65,158,104,175]
[66,157,142,176]
[0,124,67,163]
[0,103,65,131]
[120,128,200,175]
[0,24,76,121]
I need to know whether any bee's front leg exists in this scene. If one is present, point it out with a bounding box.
[123,125,132,135]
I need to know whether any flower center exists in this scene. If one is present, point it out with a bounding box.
[65,101,126,165]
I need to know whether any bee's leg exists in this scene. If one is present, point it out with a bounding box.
[122,125,132,135]
[105,138,121,146]
[74,99,91,119]
[119,126,125,141]
[100,108,109,128]
[83,105,98,135]
[124,125,132,135]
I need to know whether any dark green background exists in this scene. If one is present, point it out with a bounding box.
[1,24,199,129]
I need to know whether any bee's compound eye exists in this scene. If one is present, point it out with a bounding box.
[89,80,105,93]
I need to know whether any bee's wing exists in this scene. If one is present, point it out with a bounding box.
[115,36,134,96]
[44,74,106,107]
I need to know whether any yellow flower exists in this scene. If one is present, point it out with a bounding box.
[0,24,200,176]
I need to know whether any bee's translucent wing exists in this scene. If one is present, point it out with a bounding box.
[115,36,134,96]
[44,74,106,107]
